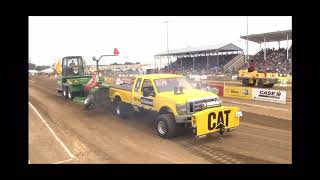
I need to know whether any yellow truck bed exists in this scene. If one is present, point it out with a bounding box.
[109,85,132,103]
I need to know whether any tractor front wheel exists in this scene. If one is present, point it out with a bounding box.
[68,90,74,100]
[63,88,68,99]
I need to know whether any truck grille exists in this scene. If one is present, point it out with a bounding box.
[187,97,221,114]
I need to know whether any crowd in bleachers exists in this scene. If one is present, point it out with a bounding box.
[241,47,292,75]
[163,54,238,75]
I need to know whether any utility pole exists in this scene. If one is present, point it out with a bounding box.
[246,16,249,65]
[163,20,169,71]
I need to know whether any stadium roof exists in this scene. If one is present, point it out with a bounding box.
[155,43,243,57]
[240,30,292,43]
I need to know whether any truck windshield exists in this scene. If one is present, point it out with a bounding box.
[154,77,193,93]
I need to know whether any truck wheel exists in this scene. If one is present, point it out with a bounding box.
[156,114,177,138]
[242,79,249,86]
[257,79,264,88]
[112,99,130,119]
[112,98,120,115]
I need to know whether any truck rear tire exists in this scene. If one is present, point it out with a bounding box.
[112,99,132,119]
[156,113,177,138]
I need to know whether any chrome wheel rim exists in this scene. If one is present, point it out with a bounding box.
[158,121,166,135]
[116,105,120,115]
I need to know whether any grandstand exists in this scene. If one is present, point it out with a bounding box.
[239,30,292,74]
[154,43,244,75]
[154,30,292,76]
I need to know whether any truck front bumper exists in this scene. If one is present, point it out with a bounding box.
[175,115,192,123]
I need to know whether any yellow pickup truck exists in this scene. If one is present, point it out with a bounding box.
[109,74,242,138]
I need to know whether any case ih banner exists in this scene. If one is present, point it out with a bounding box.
[252,88,287,104]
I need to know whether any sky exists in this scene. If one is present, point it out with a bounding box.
[29,16,292,66]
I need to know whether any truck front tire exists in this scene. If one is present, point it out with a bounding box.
[156,114,177,138]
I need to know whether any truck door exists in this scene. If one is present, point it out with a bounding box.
[138,79,156,110]
[132,78,143,106]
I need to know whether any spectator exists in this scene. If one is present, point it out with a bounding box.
[248,60,256,72]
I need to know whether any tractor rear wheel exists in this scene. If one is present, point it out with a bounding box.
[257,79,264,88]
[242,79,249,86]
[265,84,274,88]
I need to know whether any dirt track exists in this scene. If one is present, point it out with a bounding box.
[28,75,292,164]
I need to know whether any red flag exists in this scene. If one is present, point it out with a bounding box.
[114,48,119,55]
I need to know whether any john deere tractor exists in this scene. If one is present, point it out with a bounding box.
[56,55,114,109]
[57,56,92,100]
[237,69,278,88]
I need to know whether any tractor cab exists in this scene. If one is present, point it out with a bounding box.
[62,56,85,77]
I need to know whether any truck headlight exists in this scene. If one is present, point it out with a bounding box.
[176,104,187,115]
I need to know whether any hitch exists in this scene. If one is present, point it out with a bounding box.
[219,126,225,135]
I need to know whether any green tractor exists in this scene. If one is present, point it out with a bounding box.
[57,56,92,100]
[57,55,115,109]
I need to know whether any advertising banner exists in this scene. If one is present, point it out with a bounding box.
[252,88,286,104]
[223,86,252,99]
